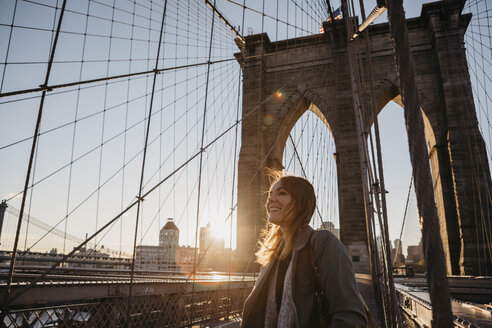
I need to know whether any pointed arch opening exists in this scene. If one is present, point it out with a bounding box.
[372,93,458,274]
[278,101,339,235]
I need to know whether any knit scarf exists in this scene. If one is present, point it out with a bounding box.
[264,256,298,328]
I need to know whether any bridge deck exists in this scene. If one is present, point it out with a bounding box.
[395,277,492,328]
[356,273,381,324]
[3,268,491,327]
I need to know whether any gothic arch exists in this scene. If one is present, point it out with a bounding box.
[372,89,460,275]
[272,95,334,168]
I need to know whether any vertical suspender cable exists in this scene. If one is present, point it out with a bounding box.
[0,0,18,94]
[126,1,168,325]
[227,69,241,315]
[288,134,326,225]
[191,0,217,322]
[394,175,413,266]
[22,0,54,252]
[121,0,137,258]
[228,0,246,309]
[1,0,68,310]
[386,0,453,326]
[340,0,394,326]
[63,0,91,255]
[95,0,116,251]
[357,0,399,325]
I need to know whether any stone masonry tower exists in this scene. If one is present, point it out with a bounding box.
[235,0,491,275]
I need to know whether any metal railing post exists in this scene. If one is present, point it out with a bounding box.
[0,201,7,245]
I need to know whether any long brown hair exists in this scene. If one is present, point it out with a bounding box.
[255,175,316,266]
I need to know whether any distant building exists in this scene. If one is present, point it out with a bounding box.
[135,245,162,271]
[318,221,340,239]
[159,218,179,271]
[135,219,232,272]
[160,218,179,271]
[407,239,424,264]
[391,239,405,265]
[176,245,196,273]
[160,218,179,248]
[135,218,180,271]
[198,223,229,271]
[199,222,224,252]
[67,246,125,269]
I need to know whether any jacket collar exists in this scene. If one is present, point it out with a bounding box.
[242,225,314,323]
[292,225,314,251]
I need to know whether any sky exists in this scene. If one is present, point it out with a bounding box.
[0,0,489,258]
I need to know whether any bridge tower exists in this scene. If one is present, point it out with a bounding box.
[235,1,492,275]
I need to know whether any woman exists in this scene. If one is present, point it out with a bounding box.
[241,175,368,328]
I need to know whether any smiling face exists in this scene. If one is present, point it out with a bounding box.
[267,180,293,227]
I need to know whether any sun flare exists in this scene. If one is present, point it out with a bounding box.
[208,222,226,241]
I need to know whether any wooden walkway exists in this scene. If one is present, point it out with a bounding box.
[356,273,381,325]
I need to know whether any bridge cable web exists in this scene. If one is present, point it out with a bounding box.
[2,0,69,308]
[286,130,337,229]
[284,115,336,226]
[1,0,491,326]
[0,0,246,322]
[1,36,324,326]
[126,0,171,323]
[190,0,217,319]
[10,62,237,255]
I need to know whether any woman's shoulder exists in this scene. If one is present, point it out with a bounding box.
[310,229,349,257]
[311,229,340,245]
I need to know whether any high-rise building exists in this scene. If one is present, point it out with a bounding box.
[407,238,424,264]
[392,239,405,265]
[198,222,227,271]
[199,222,224,252]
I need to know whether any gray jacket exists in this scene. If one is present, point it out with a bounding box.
[241,225,367,327]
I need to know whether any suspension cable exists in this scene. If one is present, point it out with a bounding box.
[126,1,169,325]
[191,0,217,320]
[0,58,235,98]
[386,0,453,325]
[2,0,68,310]
[288,134,326,224]
[4,60,309,307]
[341,0,399,325]
[394,174,413,266]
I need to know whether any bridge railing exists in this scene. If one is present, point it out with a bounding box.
[2,279,254,328]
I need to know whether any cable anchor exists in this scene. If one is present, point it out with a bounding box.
[39,84,53,92]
